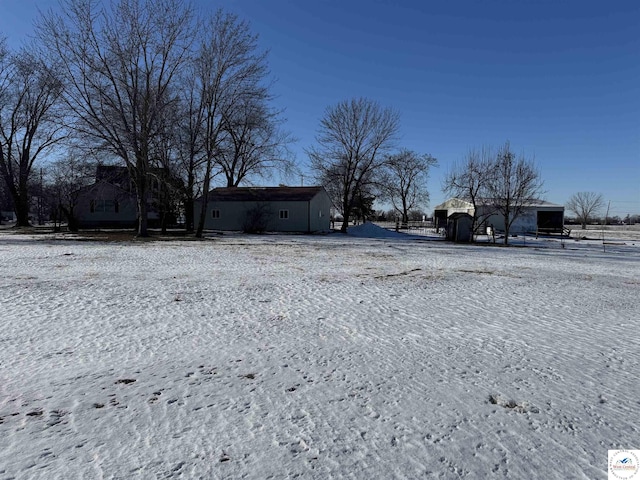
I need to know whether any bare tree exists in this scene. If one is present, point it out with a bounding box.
[39,0,194,236]
[149,140,184,233]
[0,164,12,223]
[308,97,400,233]
[46,153,96,231]
[218,97,294,187]
[485,141,544,245]
[0,39,65,227]
[192,9,274,238]
[566,192,604,230]
[380,149,437,224]
[442,146,494,238]
[172,67,206,233]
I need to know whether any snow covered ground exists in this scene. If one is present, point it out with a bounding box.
[0,225,639,479]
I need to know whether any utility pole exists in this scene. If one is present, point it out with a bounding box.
[38,168,44,225]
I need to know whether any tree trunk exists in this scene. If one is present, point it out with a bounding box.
[503,214,510,245]
[340,213,349,232]
[59,204,79,232]
[340,192,350,233]
[14,207,30,227]
[402,197,409,225]
[14,192,31,227]
[3,173,32,227]
[133,157,149,237]
[471,214,477,243]
[161,212,168,234]
[184,197,194,233]
[195,194,208,238]
[184,171,195,233]
[195,163,212,238]
[137,188,149,237]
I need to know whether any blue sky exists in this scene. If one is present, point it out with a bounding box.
[2,0,639,216]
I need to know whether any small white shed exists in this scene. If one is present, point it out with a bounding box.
[446,212,473,242]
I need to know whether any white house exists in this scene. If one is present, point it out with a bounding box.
[196,186,332,233]
[434,198,565,235]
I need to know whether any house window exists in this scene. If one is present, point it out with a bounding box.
[90,199,117,213]
[279,209,289,220]
[212,209,220,219]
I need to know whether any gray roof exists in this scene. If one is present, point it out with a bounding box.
[436,197,564,209]
[76,179,135,197]
[205,186,326,202]
[448,212,473,219]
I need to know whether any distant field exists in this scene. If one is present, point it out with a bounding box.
[568,224,640,242]
[368,221,640,242]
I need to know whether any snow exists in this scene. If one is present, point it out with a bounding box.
[0,229,639,479]
[347,222,445,240]
[347,222,417,238]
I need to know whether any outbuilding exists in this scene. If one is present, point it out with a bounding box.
[446,212,473,242]
[196,186,332,233]
[434,198,565,236]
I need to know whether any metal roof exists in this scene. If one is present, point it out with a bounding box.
[448,212,473,219]
[206,186,326,202]
[436,197,564,209]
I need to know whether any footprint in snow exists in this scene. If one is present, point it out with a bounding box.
[489,394,539,413]
[114,378,136,385]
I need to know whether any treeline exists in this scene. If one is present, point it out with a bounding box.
[0,0,448,237]
[0,0,292,236]
[1,0,548,239]
[565,214,640,227]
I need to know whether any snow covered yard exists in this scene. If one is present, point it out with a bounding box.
[0,228,639,479]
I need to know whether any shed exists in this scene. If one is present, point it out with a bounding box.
[195,186,332,233]
[446,212,473,242]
